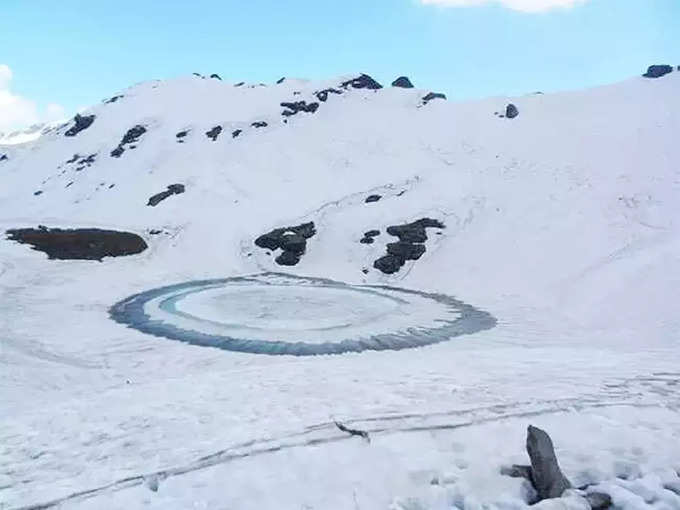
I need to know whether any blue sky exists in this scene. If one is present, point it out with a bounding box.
[0,0,678,129]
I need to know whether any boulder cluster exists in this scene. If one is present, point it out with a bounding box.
[254,222,316,266]
[373,218,445,274]
[111,125,146,158]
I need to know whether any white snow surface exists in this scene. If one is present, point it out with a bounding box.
[0,72,679,509]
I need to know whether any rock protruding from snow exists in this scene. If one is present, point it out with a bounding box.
[254,222,316,266]
[392,76,414,88]
[506,104,519,119]
[315,88,343,102]
[374,218,444,274]
[584,492,612,510]
[147,183,185,207]
[526,425,572,501]
[232,129,242,138]
[251,121,268,128]
[111,125,147,157]
[205,126,222,141]
[64,114,96,137]
[210,73,221,80]
[341,74,383,90]
[104,95,124,104]
[281,101,320,117]
[422,92,447,105]
[6,227,147,261]
[360,229,380,244]
[365,194,381,203]
[0,154,8,162]
[643,65,674,78]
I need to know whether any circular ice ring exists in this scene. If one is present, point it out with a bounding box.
[109,273,496,356]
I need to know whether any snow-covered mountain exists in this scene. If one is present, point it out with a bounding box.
[1,69,679,509]
[0,120,63,145]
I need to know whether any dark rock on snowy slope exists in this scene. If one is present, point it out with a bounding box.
[386,241,426,260]
[365,194,381,203]
[254,222,316,266]
[111,125,147,157]
[506,104,519,119]
[232,129,242,138]
[234,82,245,87]
[373,218,445,274]
[6,227,147,261]
[0,154,8,162]
[315,88,342,102]
[422,92,447,105]
[392,76,414,88]
[72,153,97,171]
[64,114,96,137]
[360,230,380,244]
[642,65,674,78]
[147,184,185,207]
[210,73,221,80]
[205,126,222,141]
[176,130,189,142]
[526,425,572,501]
[281,101,320,116]
[104,95,124,104]
[251,121,268,128]
[276,77,286,84]
[373,254,404,274]
[341,74,382,90]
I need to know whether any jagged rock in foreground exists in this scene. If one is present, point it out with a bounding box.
[6,227,147,261]
[526,425,573,500]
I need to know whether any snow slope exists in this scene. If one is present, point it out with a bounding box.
[0,71,679,509]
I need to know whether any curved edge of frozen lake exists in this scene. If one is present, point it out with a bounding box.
[109,273,497,356]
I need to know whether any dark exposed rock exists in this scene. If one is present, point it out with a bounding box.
[364,230,380,238]
[373,218,445,274]
[275,250,300,266]
[33,190,43,196]
[360,237,375,244]
[176,130,189,139]
[281,101,320,116]
[232,129,242,138]
[0,154,8,161]
[234,82,245,87]
[74,153,97,171]
[526,426,572,501]
[392,76,414,88]
[6,227,147,261]
[585,492,612,510]
[373,254,405,274]
[341,74,383,90]
[104,95,124,104]
[501,464,533,482]
[251,121,268,128]
[65,114,96,137]
[278,232,306,255]
[210,73,221,80]
[422,92,447,104]
[387,241,426,260]
[147,183,185,207]
[315,88,342,102]
[149,229,163,235]
[192,72,204,78]
[205,126,222,141]
[365,194,381,203]
[276,77,286,84]
[66,154,80,164]
[111,125,146,157]
[255,222,316,266]
[386,218,445,243]
[506,104,519,119]
[642,65,674,78]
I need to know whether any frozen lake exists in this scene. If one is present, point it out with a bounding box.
[110,273,497,355]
